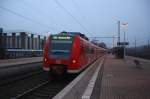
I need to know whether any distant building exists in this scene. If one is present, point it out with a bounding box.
[2,31,46,50]
[0,29,46,59]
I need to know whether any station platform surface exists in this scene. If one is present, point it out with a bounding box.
[95,55,150,99]
[54,55,150,99]
[127,56,150,63]
[0,57,42,67]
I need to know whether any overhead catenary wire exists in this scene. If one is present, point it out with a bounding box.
[71,0,86,23]
[21,0,60,33]
[52,0,93,36]
[0,6,58,33]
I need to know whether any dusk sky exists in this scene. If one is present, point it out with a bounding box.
[0,0,150,47]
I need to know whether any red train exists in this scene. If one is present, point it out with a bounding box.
[43,32,106,76]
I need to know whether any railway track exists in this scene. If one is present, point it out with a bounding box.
[0,62,42,80]
[0,69,49,99]
[0,69,77,99]
[0,59,78,99]
[0,69,43,86]
[15,74,77,99]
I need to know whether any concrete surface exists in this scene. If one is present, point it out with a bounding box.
[99,55,150,99]
[0,57,42,67]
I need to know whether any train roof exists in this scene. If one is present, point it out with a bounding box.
[58,31,89,41]
[50,32,107,51]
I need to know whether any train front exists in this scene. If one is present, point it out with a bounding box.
[43,34,76,76]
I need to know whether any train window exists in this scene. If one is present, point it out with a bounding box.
[84,45,90,54]
[90,48,94,54]
[49,40,72,59]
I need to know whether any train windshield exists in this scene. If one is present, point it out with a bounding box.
[49,40,72,59]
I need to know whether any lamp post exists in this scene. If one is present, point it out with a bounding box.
[113,34,118,48]
[121,22,128,43]
[121,22,128,58]
[118,21,120,46]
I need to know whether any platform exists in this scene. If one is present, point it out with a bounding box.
[0,57,43,80]
[127,56,150,63]
[53,55,150,99]
[0,57,42,67]
[98,55,150,99]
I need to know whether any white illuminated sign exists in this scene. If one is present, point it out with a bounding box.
[52,36,71,40]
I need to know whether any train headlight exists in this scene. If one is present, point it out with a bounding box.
[44,58,47,62]
[72,60,76,63]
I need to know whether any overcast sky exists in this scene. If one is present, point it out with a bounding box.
[0,0,150,47]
